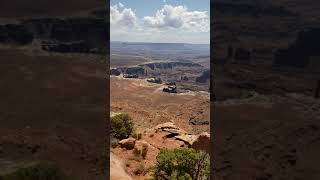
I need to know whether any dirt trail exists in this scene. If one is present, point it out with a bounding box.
[110,153,132,180]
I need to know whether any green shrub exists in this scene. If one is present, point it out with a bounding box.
[0,163,68,180]
[133,147,141,157]
[110,113,134,140]
[153,148,210,180]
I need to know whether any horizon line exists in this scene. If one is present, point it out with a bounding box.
[110,41,210,45]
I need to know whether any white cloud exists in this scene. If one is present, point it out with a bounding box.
[110,3,137,29]
[110,4,210,44]
[143,5,209,32]
[118,2,124,8]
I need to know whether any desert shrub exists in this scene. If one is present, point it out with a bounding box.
[132,132,138,139]
[141,144,148,159]
[110,113,134,140]
[133,147,142,157]
[137,133,142,140]
[132,132,142,140]
[153,148,210,180]
[134,163,145,175]
[124,160,130,167]
[194,151,210,180]
[0,163,68,180]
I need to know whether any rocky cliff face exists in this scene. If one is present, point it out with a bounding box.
[196,70,210,83]
[112,62,203,76]
[22,18,107,43]
[111,122,210,180]
[0,14,108,54]
[274,28,320,68]
[213,1,297,17]
[0,24,34,45]
[141,62,202,70]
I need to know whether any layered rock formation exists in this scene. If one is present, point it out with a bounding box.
[0,24,34,45]
[111,122,210,179]
[274,28,320,68]
[0,12,108,54]
[196,69,210,83]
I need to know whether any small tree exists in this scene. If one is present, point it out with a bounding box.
[110,113,134,140]
[153,148,210,180]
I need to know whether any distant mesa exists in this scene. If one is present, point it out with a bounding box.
[141,62,202,70]
[196,69,210,83]
[123,74,138,78]
[0,24,34,45]
[114,66,145,76]
[274,28,320,68]
[0,16,108,54]
[110,68,121,76]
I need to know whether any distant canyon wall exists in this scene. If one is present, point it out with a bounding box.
[0,9,108,54]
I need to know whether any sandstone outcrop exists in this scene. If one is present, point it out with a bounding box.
[111,122,211,179]
[191,132,210,153]
[119,138,136,150]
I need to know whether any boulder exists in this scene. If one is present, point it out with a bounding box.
[191,132,210,153]
[155,122,188,138]
[155,122,178,130]
[189,117,210,125]
[119,138,136,150]
[175,134,198,146]
[162,128,187,136]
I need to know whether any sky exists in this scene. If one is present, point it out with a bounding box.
[110,0,210,44]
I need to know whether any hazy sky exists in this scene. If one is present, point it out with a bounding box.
[110,0,210,44]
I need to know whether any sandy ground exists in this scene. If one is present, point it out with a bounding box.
[110,152,132,180]
[110,76,210,134]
